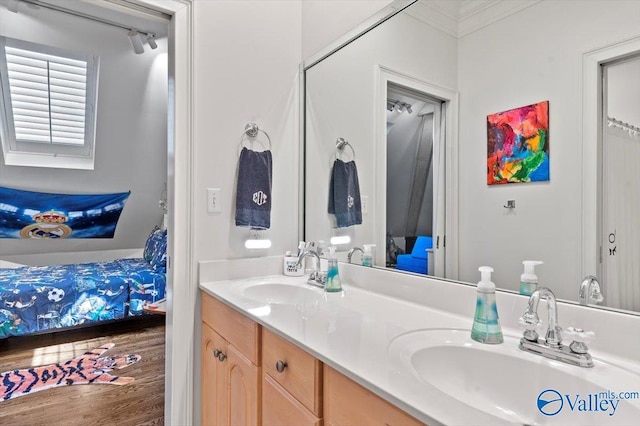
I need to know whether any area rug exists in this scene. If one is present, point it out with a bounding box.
[0,342,140,401]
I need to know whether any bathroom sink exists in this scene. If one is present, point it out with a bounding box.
[388,329,640,425]
[239,279,324,305]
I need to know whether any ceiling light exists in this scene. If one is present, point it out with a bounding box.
[127,30,144,54]
[406,105,413,113]
[146,34,158,49]
[386,102,394,112]
[396,103,406,112]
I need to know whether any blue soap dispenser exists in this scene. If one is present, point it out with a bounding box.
[325,246,342,292]
[471,266,503,344]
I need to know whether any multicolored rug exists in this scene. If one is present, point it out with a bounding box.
[0,343,140,401]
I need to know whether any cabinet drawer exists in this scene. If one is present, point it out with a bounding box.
[263,327,322,416]
[324,365,424,425]
[262,373,321,426]
[202,291,260,365]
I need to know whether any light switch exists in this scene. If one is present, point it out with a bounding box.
[361,195,369,215]
[207,188,221,213]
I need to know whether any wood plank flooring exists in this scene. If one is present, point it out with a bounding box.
[0,316,165,426]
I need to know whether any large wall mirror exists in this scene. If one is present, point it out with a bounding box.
[303,0,640,314]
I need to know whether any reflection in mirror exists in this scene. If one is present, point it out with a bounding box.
[599,54,640,312]
[385,84,442,277]
[302,0,640,314]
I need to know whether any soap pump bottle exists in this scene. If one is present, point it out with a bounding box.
[471,266,503,344]
[362,244,375,267]
[325,246,342,292]
[520,260,543,296]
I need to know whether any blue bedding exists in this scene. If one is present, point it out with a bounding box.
[0,258,165,338]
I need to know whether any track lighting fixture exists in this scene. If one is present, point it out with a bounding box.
[146,34,158,49]
[127,29,145,54]
[387,99,413,114]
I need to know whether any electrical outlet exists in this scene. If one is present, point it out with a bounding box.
[361,195,369,215]
[207,188,221,213]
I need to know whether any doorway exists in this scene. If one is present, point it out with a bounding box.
[385,82,443,277]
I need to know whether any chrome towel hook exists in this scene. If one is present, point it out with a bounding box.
[336,137,356,160]
[241,122,272,151]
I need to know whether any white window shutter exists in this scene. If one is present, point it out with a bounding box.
[6,46,88,146]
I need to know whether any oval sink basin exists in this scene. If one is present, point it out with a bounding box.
[240,281,323,305]
[388,329,640,425]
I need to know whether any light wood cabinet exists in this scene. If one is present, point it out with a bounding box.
[324,365,425,426]
[201,293,260,426]
[262,373,321,426]
[201,290,426,426]
[261,328,322,425]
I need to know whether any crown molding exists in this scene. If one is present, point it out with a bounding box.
[404,0,542,38]
[457,0,542,37]
[405,0,459,37]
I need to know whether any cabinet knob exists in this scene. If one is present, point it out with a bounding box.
[212,349,226,361]
[275,360,288,373]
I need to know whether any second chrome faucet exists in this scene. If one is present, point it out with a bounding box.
[519,287,595,367]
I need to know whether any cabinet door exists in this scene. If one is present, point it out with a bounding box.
[202,323,228,426]
[222,343,260,426]
[324,366,424,426]
[262,373,321,426]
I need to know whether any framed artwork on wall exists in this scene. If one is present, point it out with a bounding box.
[487,100,550,185]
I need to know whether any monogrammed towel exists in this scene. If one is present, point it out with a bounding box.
[235,147,272,229]
[328,159,362,228]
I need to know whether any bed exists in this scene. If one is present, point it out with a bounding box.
[0,229,167,339]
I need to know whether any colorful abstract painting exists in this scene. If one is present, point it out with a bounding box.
[0,186,130,239]
[487,101,549,185]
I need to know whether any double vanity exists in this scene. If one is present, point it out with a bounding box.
[199,257,640,425]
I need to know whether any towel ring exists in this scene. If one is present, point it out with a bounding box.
[240,122,272,151]
[336,137,355,160]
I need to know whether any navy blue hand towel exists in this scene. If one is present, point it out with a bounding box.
[235,147,272,229]
[328,159,362,228]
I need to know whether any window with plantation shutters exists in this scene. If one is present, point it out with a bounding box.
[0,37,99,169]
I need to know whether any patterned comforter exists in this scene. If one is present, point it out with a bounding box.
[0,258,165,338]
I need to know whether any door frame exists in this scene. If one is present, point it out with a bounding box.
[128,0,194,424]
[581,36,640,280]
[374,65,459,279]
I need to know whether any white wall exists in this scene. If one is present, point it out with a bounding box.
[301,0,393,60]
[457,0,640,300]
[193,0,302,263]
[0,6,167,259]
[305,10,457,259]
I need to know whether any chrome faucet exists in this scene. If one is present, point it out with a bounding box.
[519,287,594,367]
[347,247,363,264]
[579,275,604,305]
[296,243,326,288]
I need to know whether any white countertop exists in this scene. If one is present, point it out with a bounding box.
[200,275,523,425]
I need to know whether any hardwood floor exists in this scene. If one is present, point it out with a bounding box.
[0,316,166,426]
